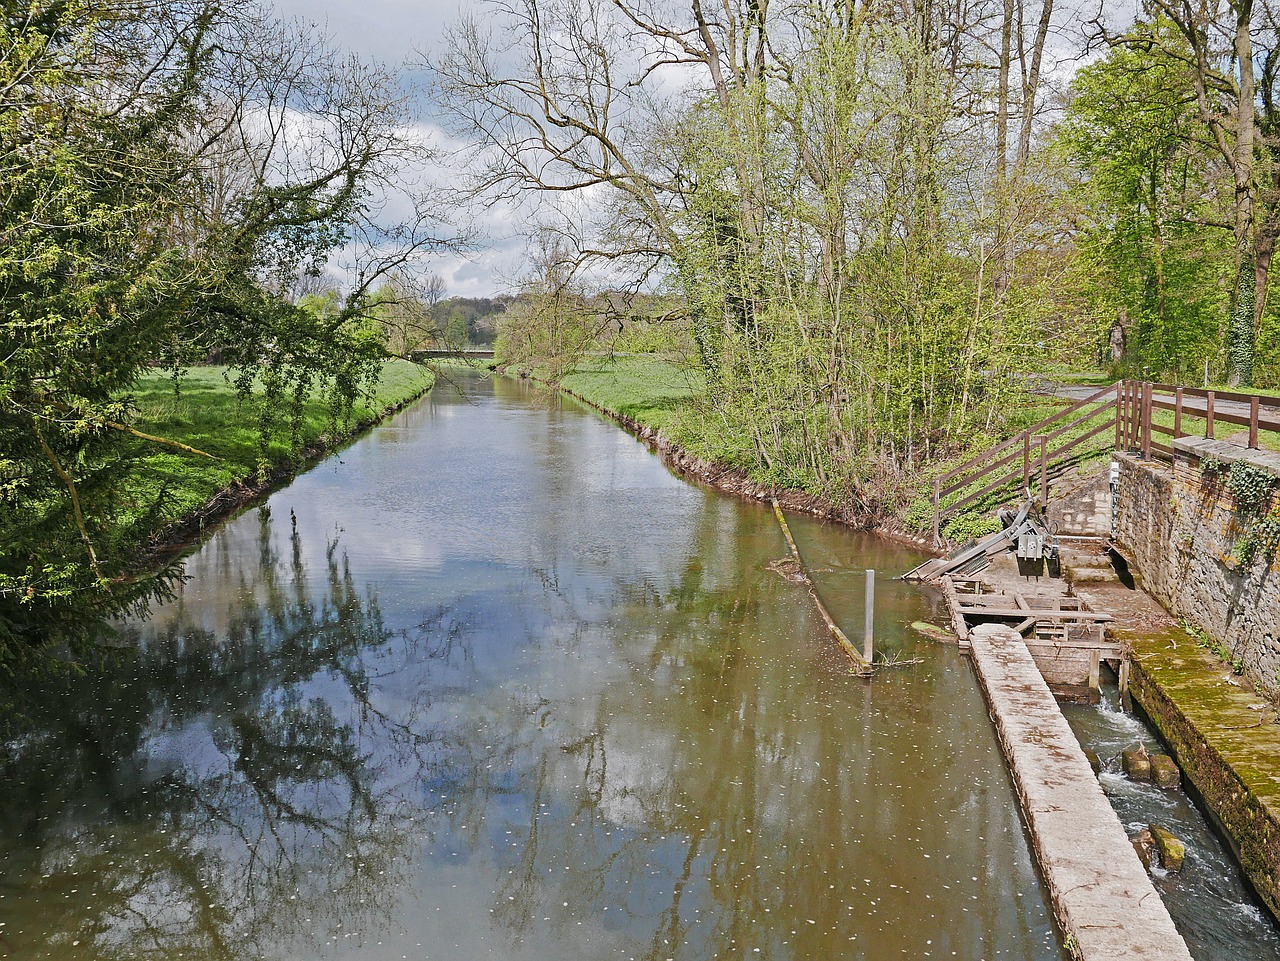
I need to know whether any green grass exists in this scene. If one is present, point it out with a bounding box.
[116,360,434,546]
[552,355,775,475]
[559,356,705,436]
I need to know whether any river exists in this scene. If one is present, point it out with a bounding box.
[2,371,1069,960]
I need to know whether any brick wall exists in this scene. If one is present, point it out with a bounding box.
[1113,443,1280,700]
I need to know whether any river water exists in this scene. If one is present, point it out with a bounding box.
[1062,684,1280,960]
[3,371,1068,960]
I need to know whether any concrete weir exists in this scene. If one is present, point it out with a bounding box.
[967,624,1193,961]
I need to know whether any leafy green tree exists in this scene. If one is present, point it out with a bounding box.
[0,1,444,665]
[1059,24,1233,380]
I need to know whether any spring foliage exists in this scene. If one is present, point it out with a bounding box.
[0,1,438,661]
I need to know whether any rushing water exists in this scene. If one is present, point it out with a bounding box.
[1062,683,1280,960]
[0,372,1069,960]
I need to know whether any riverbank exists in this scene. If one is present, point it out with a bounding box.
[534,355,1106,550]
[537,357,915,536]
[123,360,434,563]
[538,358,1280,950]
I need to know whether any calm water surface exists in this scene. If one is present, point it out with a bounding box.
[0,372,1063,960]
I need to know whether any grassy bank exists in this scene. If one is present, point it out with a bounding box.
[118,360,434,551]
[555,356,767,475]
[549,354,1103,539]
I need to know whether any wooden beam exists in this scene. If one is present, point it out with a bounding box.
[941,576,970,641]
[955,606,1113,621]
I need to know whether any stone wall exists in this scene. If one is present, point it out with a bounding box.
[1113,443,1280,701]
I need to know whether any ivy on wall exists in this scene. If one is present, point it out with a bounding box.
[1202,457,1280,564]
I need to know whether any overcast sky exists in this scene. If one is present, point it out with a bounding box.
[266,0,524,298]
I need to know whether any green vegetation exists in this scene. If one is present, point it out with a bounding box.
[1182,619,1246,676]
[1,2,450,663]
[445,2,1280,537]
[561,359,702,430]
[116,362,433,547]
[1200,457,1280,565]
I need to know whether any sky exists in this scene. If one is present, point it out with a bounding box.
[263,0,1133,301]
[267,0,524,298]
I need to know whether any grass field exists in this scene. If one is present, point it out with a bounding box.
[116,360,434,547]
[554,355,768,474]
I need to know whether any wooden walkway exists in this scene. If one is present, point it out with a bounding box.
[939,553,1126,701]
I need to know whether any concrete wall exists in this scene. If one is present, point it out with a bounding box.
[1113,443,1280,700]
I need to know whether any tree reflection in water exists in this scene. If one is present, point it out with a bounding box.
[0,512,425,960]
[1,448,1059,960]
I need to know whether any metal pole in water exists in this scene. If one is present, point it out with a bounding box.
[864,569,875,663]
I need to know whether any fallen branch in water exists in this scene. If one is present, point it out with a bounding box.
[771,498,872,676]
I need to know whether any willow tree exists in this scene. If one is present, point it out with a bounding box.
[0,1,447,661]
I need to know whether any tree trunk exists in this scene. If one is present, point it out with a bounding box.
[1228,0,1257,386]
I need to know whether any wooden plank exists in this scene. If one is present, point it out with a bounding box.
[772,499,872,673]
[935,382,1119,486]
[955,605,1113,621]
[1150,397,1280,434]
[1040,402,1117,446]
[940,575,970,641]
[940,443,1025,498]
[941,469,1025,516]
[1152,383,1280,406]
[1042,418,1117,465]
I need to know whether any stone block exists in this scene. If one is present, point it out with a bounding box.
[1122,747,1152,782]
[1150,753,1181,790]
[1131,827,1155,868]
[1150,824,1185,873]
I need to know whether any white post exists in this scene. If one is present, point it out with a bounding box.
[864,569,875,663]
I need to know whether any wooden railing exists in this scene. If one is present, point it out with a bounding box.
[1116,381,1280,460]
[929,378,1280,546]
[930,382,1120,544]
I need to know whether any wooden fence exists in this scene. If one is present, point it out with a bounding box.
[931,379,1280,545]
[1115,381,1280,461]
[930,382,1120,544]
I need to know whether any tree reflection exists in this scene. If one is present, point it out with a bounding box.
[0,511,421,960]
[1,490,1055,961]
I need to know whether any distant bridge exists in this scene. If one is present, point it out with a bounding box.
[408,348,496,361]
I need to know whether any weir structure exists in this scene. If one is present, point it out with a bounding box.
[907,380,1280,957]
[968,624,1193,961]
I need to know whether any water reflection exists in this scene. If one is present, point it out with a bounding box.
[1,373,1064,960]
[1,521,416,960]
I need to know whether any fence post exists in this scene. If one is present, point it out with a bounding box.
[1122,381,1132,450]
[1121,381,1131,450]
[1022,432,1031,490]
[1206,390,1215,440]
[864,569,875,664]
[932,477,940,546]
[1174,387,1183,439]
[1114,382,1123,451]
[1142,381,1152,458]
[1131,381,1140,450]
[1250,395,1260,449]
[1039,435,1048,504]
